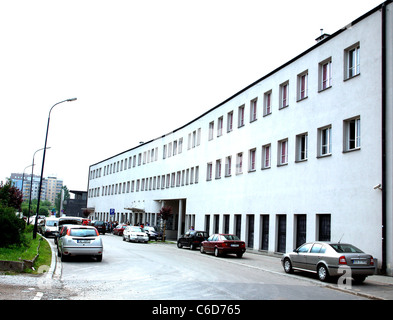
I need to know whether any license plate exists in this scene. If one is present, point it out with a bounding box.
[352,260,367,265]
[77,240,90,243]
[231,244,239,247]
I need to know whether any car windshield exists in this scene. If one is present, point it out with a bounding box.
[130,227,142,232]
[330,243,364,253]
[70,228,97,237]
[221,235,240,241]
[46,220,58,226]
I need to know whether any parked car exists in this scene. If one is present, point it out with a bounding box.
[123,226,149,243]
[57,225,103,262]
[113,224,128,236]
[39,217,59,238]
[200,234,246,258]
[281,241,375,283]
[54,216,84,244]
[91,220,106,234]
[177,230,208,250]
[143,226,159,241]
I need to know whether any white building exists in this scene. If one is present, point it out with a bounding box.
[87,1,393,275]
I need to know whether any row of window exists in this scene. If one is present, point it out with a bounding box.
[207,116,360,179]
[89,42,361,181]
[203,213,331,253]
[207,43,360,140]
[88,166,200,198]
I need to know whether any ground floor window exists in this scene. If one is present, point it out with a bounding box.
[277,215,286,253]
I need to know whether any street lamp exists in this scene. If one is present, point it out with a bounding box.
[33,98,77,239]
[27,147,51,224]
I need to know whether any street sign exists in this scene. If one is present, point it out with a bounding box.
[110,208,115,216]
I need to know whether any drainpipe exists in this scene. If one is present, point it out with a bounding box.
[381,2,387,275]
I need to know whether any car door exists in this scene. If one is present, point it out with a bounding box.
[57,226,68,253]
[291,243,312,269]
[204,235,215,252]
[306,243,326,271]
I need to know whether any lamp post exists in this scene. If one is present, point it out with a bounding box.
[33,98,77,239]
[28,147,51,225]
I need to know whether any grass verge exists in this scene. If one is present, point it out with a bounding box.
[0,231,52,274]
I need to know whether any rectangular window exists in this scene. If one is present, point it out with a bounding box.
[217,116,223,137]
[263,90,272,116]
[250,98,257,122]
[279,81,289,109]
[227,111,233,132]
[297,71,308,101]
[278,139,288,166]
[319,58,332,90]
[296,133,308,162]
[318,214,331,241]
[344,117,361,151]
[207,163,213,181]
[262,144,271,169]
[249,148,256,172]
[318,125,332,157]
[238,105,245,127]
[209,122,214,140]
[215,159,222,179]
[236,152,243,174]
[225,156,232,177]
[345,43,360,79]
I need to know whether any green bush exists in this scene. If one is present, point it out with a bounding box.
[0,206,26,248]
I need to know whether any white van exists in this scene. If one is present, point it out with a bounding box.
[40,217,59,238]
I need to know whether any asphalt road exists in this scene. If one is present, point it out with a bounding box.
[59,233,364,300]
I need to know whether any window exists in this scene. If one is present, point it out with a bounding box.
[209,122,214,140]
[215,159,222,179]
[249,148,256,172]
[238,105,245,127]
[217,117,223,137]
[318,125,332,157]
[319,58,332,90]
[296,133,308,162]
[262,144,271,169]
[345,43,360,79]
[250,98,257,122]
[344,117,360,151]
[225,156,232,177]
[236,152,243,174]
[279,81,289,109]
[263,90,272,116]
[227,111,233,132]
[206,163,213,181]
[297,71,308,101]
[278,139,288,166]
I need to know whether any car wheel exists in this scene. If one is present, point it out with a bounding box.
[122,235,126,241]
[96,255,102,262]
[283,258,293,274]
[200,245,205,254]
[353,275,367,284]
[236,252,243,258]
[317,264,329,282]
[190,243,195,250]
[214,247,221,257]
[177,242,183,249]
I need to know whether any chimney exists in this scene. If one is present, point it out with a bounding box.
[315,29,330,43]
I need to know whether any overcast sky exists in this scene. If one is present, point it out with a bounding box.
[0,0,383,192]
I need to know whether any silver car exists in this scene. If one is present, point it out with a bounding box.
[123,226,149,243]
[57,225,103,262]
[281,242,375,283]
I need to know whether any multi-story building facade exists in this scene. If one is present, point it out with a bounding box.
[10,173,63,206]
[87,1,393,275]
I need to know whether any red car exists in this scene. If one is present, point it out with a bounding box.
[112,224,128,236]
[200,234,246,258]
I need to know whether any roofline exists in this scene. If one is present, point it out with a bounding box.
[89,0,390,169]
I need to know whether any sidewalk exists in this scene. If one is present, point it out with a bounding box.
[240,249,393,300]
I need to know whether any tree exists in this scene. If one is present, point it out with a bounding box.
[158,206,172,242]
[0,180,25,247]
[0,179,23,210]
